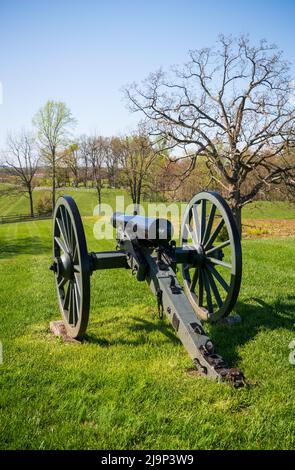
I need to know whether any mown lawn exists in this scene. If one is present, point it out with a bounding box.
[0,186,129,217]
[1,184,295,220]
[242,200,295,220]
[0,212,295,449]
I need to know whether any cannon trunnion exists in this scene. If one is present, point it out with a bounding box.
[50,191,244,386]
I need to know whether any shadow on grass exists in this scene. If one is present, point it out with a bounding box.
[84,296,295,370]
[0,237,51,259]
[209,295,295,364]
[84,315,179,347]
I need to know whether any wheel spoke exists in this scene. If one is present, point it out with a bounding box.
[67,212,74,252]
[62,207,73,253]
[190,268,199,292]
[73,243,78,263]
[54,236,67,254]
[70,283,78,325]
[68,285,74,324]
[203,270,213,314]
[58,277,68,289]
[185,223,199,248]
[206,264,230,292]
[198,270,204,306]
[74,283,80,320]
[74,264,81,273]
[205,239,231,255]
[56,217,70,252]
[69,287,76,325]
[200,199,206,242]
[74,273,81,296]
[191,205,201,243]
[204,218,225,249]
[60,207,69,240]
[207,257,232,270]
[202,203,216,245]
[63,282,71,310]
[205,267,223,308]
[69,217,74,252]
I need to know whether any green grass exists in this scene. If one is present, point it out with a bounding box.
[243,200,295,219]
[1,216,295,449]
[0,186,131,217]
[0,184,295,220]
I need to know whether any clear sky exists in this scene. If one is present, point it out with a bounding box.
[0,0,294,147]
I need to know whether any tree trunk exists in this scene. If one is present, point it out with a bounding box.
[96,183,101,215]
[134,182,141,215]
[113,167,117,188]
[52,156,56,211]
[133,204,140,215]
[52,173,56,210]
[232,205,242,237]
[28,188,34,217]
[228,185,242,237]
[84,161,88,187]
[108,170,112,188]
[130,181,138,214]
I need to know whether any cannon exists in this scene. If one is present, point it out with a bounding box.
[50,191,244,386]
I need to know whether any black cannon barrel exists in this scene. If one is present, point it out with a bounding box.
[111,212,173,243]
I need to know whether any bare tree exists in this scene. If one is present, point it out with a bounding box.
[125,35,295,233]
[105,137,119,188]
[114,126,164,214]
[86,136,106,209]
[33,100,76,209]
[79,135,90,187]
[3,131,39,216]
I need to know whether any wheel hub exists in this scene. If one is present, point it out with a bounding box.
[193,244,206,267]
[56,253,74,280]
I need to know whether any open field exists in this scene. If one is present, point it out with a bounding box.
[0,186,128,217]
[1,185,295,220]
[1,209,295,449]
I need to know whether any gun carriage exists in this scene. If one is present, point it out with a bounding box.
[50,191,244,386]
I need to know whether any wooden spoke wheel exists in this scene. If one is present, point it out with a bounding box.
[180,191,242,322]
[52,196,90,338]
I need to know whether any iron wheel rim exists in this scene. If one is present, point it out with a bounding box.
[52,196,90,338]
[180,191,242,322]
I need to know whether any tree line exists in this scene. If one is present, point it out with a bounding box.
[1,35,295,234]
[0,106,172,217]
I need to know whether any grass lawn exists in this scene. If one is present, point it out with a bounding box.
[0,211,295,450]
[0,186,130,217]
[0,184,295,220]
[243,200,295,220]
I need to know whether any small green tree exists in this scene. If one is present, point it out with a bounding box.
[63,142,80,187]
[33,100,76,209]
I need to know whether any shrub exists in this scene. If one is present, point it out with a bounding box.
[36,194,52,215]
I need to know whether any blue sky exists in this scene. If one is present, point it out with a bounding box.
[0,0,294,147]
